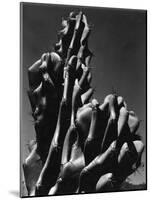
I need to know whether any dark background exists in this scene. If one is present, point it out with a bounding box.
[21,3,146,186]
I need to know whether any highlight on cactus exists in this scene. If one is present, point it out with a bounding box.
[21,4,146,197]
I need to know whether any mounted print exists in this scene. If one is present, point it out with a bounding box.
[20,2,147,197]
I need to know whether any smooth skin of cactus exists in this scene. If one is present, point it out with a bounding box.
[22,12,144,196]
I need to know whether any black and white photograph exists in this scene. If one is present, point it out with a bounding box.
[20,2,147,197]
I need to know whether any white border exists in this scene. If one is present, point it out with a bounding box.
[0,0,150,199]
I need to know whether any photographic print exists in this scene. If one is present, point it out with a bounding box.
[20,2,147,197]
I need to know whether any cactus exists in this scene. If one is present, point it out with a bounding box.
[22,12,144,196]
